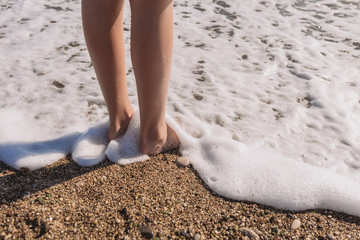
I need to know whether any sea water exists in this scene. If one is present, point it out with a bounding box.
[0,0,360,216]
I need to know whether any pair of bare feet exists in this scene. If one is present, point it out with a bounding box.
[107,107,180,155]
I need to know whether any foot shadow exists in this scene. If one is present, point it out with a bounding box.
[0,155,114,206]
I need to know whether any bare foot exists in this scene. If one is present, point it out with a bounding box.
[139,123,180,155]
[108,107,134,142]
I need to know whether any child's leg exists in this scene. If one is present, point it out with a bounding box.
[82,0,134,141]
[129,0,180,154]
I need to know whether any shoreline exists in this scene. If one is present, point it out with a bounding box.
[0,151,359,239]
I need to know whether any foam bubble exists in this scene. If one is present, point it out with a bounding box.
[106,110,149,165]
[72,121,109,167]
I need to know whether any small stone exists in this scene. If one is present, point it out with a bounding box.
[52,80,65,88]
[239,228,259,239]
[220,215,230,222]
[145,215,152,223]
[180,230,191,238]
[188,227,195,236]
[6,210,14,217]
[326,233,335,240]
[20,167,31,175]
[22,192,30,199]
[271,227,279,234]
[76,181,84,187]
[41,221,50,234]
[65,217,70,221]
[269,216,277,223]
[290,219,301,230]
[175,157,190,167]
[193,94,203,101]
[68,41,80,47]
[193,233,201,240]
[139,225,154,239]
[115,218,121,224]
[318,235,326,240]
[119,208,130,220]
[36,197,44,205]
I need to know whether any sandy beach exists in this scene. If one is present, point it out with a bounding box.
[1,151,359,239]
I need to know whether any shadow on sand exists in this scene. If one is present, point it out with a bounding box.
[0,155,114,206]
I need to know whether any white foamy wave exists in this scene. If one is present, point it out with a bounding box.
[72,121,109,167]
[188,138,360,215]
[0,0,360,216]
[0,133,80,170]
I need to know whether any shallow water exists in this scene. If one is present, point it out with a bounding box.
[0,0,360,216]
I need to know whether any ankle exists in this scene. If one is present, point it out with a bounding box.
[139,121,168,154]
[141,120,167,139]
[110,106,134,123]
[107,107,134,141]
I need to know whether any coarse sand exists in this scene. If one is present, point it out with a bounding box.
[0,149,359,239]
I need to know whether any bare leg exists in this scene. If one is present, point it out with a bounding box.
[130,0,180,154]
[82,0,134,141]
